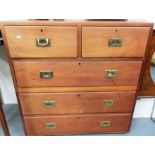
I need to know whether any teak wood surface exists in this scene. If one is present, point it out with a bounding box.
[0,20,153,135]
[82,27,150,58]
[24,113,131,135]
[13,60,143,87]
[4,26,77,58]
[17,86,137,93]
[19,91,136,115]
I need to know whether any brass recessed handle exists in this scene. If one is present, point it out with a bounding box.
[40,71,53,79]
[99,121,111,127]
[105,70,118,78]
[43,100,56,108]
[45,123,57,129]
[36,38,51,47]
[108,38,122,47]
[102,100,113,106]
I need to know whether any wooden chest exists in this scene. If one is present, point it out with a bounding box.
[1,20,153,135]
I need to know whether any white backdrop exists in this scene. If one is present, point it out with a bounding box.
[0,46,17,104]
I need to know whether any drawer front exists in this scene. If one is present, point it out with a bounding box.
[82,27,150,57]
[13,60,142,87]
[19,92,136,115]
[24,114,131,135]
[4,26,77,58]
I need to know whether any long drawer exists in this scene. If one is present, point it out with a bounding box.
[19,92,136,115]
[13,60,142,87]
[24,114,131,135]
[4,26,77,58]
[82,27,150,57]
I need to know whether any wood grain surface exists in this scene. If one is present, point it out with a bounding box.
[4,26,77,58]
[13,60,143,87]
[24,113,131,135]
[19,91,136,115]
[82,27,150,58]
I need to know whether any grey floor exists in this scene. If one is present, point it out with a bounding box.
[0,104,155,136]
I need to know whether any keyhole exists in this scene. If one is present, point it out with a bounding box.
[41,29,43,32]
[77,94,81,97]
[78,62,81,65]
[115,29,118,33]
[77,117,81,121]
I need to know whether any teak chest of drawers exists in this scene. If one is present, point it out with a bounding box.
[0,20,153,135]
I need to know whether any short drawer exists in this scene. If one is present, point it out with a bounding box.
[4,26,77,58]
[24,114,131,135]
[19,92,136,115]
[13,60,142,87]
[82,27,150,57]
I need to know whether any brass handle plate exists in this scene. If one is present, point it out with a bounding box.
[36,38,51,47]
[45,123,57,129]
[43,100,56,108]
[40,71,53,79]
[108,38,122,47]
[102,100,113,106]
[99,121,111,127]
[105,70,118,78]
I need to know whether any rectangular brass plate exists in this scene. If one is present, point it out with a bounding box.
[105,70,118,78]
[108,38,122,47]
[36,38,51,47]
[43,100,56,108]
[102,100,113,106]
[45,123,57,129]
[99,121,111,127]
[40,71,53,79]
